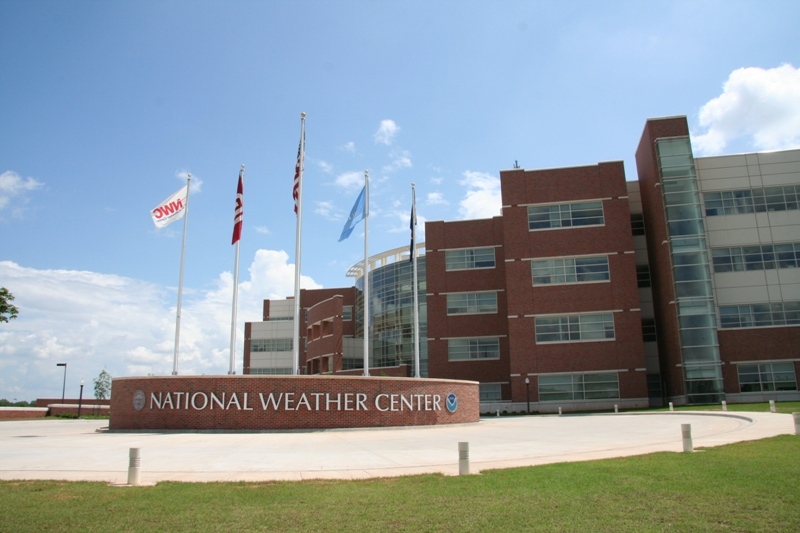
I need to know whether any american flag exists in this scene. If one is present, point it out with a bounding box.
[293,133,304,214]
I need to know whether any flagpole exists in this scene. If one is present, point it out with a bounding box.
[292,113,306,375]
[172,174,191,376]
[363,170,370,377]
[229,165,244,375]
[411,182,420,378]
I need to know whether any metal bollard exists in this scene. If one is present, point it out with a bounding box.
[722,401,727,411]
[669,402,674,412]
[770,400,776,413]
[681,424,693,453]
[128,447,141,486]
[794,413,800,436]
[458,442,470,475]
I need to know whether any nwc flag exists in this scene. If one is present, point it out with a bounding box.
[151,185,188,229]
[231,170,243,244]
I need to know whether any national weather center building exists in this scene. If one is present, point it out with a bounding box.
[244,116,800,413]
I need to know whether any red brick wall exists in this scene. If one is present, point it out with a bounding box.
[0,408,48,420]
[110,375,479,430]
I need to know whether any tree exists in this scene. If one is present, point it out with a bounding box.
[0,287,19,323]
[94,370,112,400]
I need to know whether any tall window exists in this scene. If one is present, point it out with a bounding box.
[642,318,657,342]
[448,337,500,360]
[534,313,615,343]
[636,264,651,288]
[719,302,800,328]
[538,373,619,402]
[531,256,609,285]
[528,201,604,230]
[447,292,498,315]
[342,305,353,321]
[445,247,495,271]
[737,363,797,393]
[631,213,646,236]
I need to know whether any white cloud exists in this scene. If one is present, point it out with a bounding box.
[254,226,270,234]
[335,170,366,189]
[426,192,448,206]
[382,150,413,173]
[0,170,43,215]
[458,170,502,220]
[692,64,800,155]
[315,200,337,220]
[341,141,356,153]
[318,161,333,173]
[0,251,321,401]
[374,119,399,145]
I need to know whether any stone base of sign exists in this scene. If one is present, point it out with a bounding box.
[109,375,479,431]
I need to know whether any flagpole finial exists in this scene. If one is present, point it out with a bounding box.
[241,164,245,170]
[412,182,415,187]
[301,112,306,117]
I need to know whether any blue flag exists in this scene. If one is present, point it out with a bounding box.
[339,186,366,241]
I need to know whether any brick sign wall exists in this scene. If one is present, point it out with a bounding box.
[110,375,479,431]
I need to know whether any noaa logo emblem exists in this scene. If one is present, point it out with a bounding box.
[132,390,146,412]
[445,393,458,413]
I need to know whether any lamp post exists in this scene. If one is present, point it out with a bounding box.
[56,363,67,404]
[524,377,530,415]
[77,379,84,419]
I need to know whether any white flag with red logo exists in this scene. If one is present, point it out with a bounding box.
[231,170,243,244]
[151,185,188,229]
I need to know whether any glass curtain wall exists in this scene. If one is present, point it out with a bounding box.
[355,257,428,377]
[656,137,725,404]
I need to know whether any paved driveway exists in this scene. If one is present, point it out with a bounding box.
[0,412,794,483]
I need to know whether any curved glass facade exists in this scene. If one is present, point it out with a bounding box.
[354,256,428,377]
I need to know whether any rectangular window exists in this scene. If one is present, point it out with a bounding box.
[342,306,353,321]
[531,256,610,285]
[251,338,293,352]
[445,247,496,271]
[713,243,799,273]
[631,213,645,236]
[535,313,615,343]
[737,363,797,393]
[448,337,500,360]
[528,201,604,230]
[479,383,503,402]
[446,292,498,315]
[705,186,800,216]
[720,301,800,328]
[538,373,619,402]
[249,368,293,375]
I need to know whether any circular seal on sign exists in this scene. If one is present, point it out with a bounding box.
[132,390,146,412]
[445,392,458,413]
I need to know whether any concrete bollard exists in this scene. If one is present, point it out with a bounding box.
[794,413,800,436]
[614,404,619,414]
[127,447,141,486]
[558,407,562,416]
[458,442,470,475]
[496,409,500,417]
[669,402,674,412]
[722,401,727,411]
[770,400,776,413]
[681,424,693,453]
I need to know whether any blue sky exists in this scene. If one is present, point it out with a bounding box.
[2,1,799,401]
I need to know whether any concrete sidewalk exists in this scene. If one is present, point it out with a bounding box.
[0,412,794,484]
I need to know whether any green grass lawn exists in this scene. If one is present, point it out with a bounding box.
[1,434,798,532]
